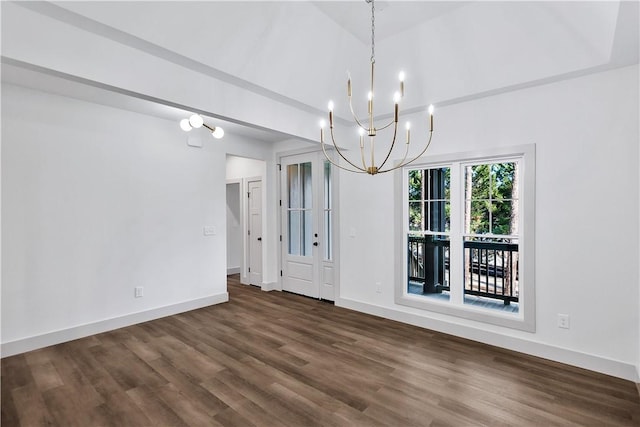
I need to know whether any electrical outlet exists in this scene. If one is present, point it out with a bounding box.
[557,314,570,329]
[135,287,144,298]
[376,281,382,293]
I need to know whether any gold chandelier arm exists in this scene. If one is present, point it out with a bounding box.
[378,131,434,174]
[348,95,368,131]
[377,140,410,174]
[377,120,399,170]
[329,126,367,172]
[377,118,397,131]
[321,140,368,174]
[398,131,433,168]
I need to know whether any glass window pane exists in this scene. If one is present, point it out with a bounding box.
[469,164,490,200]
[288,210,301,255]
[324,210,332,260]
[303,210,313,256]
[491,201,514,235]
[409,170,422,200]
[430,201,450,233]
[470,200,490,234]
[409,202,422,232]
[427,168,448,200]
[302,162,312,209]
[463,236,519,313]
[324,161,332,210]
[407,233,450,300]
[491,162,516,201]
[288,164,299,209]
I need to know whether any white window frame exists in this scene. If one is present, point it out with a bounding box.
[394,144,536,332]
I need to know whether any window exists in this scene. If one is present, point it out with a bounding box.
[395,145,535,331]
[324,160,333,260]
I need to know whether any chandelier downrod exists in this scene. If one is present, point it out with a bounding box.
[319,0,435,175]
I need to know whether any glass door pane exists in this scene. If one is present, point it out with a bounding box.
[287,161,312,256]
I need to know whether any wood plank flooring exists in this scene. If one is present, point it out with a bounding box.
[3,274,640,426]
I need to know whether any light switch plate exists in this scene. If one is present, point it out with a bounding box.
[203,226,216,236]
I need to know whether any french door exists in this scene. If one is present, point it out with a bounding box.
[280,152,334,300]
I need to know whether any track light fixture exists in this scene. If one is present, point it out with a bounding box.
[180,114,224,139]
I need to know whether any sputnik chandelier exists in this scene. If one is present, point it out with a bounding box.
[180,114,225,139]
[320,0,434,175]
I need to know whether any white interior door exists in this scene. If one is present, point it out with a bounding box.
[280,153,335,300]
[248,180,262,286]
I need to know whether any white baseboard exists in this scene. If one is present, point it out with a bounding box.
[227,267,240,275]
[261,281,281,292]
[1,292,229,358]
[336,297,638,382]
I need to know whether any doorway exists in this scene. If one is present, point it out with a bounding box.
[226,181,242,275]
[226,155,266,286]
[280,152,335,301]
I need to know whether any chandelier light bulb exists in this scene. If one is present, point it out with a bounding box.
[328,101,334,112]
[358,127,365,136]
[367,91,373,101]
[428,105,434,131]
[212,127,224,139]
[398,71,405,82]
[180,119,192,132]
[406,122,411,130]
[189,114,204,128]
[393,92,401,104]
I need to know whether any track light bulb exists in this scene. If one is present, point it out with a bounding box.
[180,119,192,132]
[189,114,204,128]
[212,127,224,139]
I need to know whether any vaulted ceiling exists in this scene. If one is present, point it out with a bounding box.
[2,1,638,143]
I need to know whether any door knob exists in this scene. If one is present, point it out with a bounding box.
[313,242,318,246]
[257,237,262,241]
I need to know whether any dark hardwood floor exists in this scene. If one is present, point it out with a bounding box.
[3,274,639,426]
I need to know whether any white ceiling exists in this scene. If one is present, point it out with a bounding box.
[312,1,471,44]
[2,1,638,143]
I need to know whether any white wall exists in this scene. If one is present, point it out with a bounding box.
[338,65,640,380]
[226,156,266,181]
[226,182,242,274]
[1,84,229,355]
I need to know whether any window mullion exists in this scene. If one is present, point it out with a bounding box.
[448,162,464,306]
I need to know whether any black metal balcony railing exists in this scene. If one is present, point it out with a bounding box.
[408,235,450,294]
[408,236,519,305]
[464,240,519,305]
